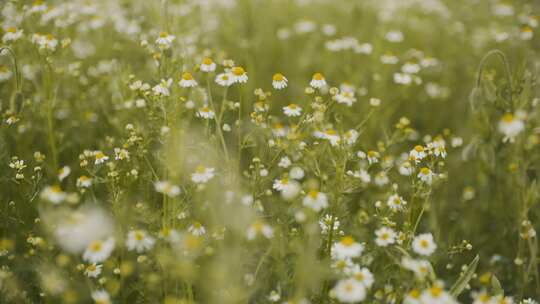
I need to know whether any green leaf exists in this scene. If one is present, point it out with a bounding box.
[491,274,504,295]
[450,255,479,297]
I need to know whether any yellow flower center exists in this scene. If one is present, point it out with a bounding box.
[308,190,318,199]
[232,67,245,76]
[87,264,96,271]
[325,129,337,136]
[134,231,144,241]
[313,73,324,80]
[196,165,206,173]
[159,31,168,38]
[430,286,442,297]
[7,27,16,33]
[340,236,355,246]
[502,113,514,123]
[95,151,105,159]
[288,104,298,109]
[409,289,420,299]
[414,145,424,152]
[90,241,102,252]
[420,239,429,248]
[420,167,430,175]
[273,73,284,81]
[202,58,213,65]
[182,72,193,80]
[50,185,62,193]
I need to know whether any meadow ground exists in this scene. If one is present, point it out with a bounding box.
[0,0,540,303]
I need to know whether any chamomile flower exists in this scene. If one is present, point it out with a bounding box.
[374,172,389,186]
[155,31,175,49]
[126,230,155,253]
[399,161,413,176]
[366,151,379,164]
[302,190,329,212]
[420,284,456,304]
[375,226,396,247]
[188,222,206,236]
[404,289,422,304]
[387,194,407,211]
[246,220,274,240]
[335,90,357,106]
[191,165,215,184]
[94,151,109,164]
[2,27,23,43]
[179,72,198,88]
[351,267,375,289]
[58,166,71,181]
[409,145,426,163]
[344,129,359,145]
[200,57,216,72]
[402,257,432,279]
[0,66,13,82]
[77,176,92,188]
[283,103,302,117]
[154,180,181,197]
[91,290,111,304]
[412,233,437,256]
[196,105,215,119]
[278,156,292,168]
[273,177,290,191]
[272,73,288,89]
[231,66,248,83]
[85,263,102,278]
[333,278,366,303]
[215,72,234,86]
[41,185,67,204]
[498,113,524,143]
[418,167,435,185]
[310,72,327,89]
[152,78,173,96]
[323,129,341,146]
[83,238,115,263]
[332,236,364,259]
[33,33,58,51]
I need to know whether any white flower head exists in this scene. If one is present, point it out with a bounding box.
[191,165,215,184]
[310,72,327,89]
[412,233,437,256]
[83,238,115,263]
[375,226,396,247]
[272,73,288,89]
[332,236,364,259]
[126,230,155,253]
[283,103,302,117]
[303,190,328,212]
[333,278,366,303]
[498,113,524,143]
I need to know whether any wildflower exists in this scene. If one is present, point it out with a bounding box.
[283,103,302,117]
[278,156,292,168]
[179,72,198,88]
[344,129,359,145]
[0,66,13,82]
[154,181,181,197]
[289,166,305,179]
[200,57,216,72]
[498,113,524,143]
[399,161,413,176]
[418,167,435,185]
[387,194,406,211]
[332,236,364,259]
[303,190,329,212]
[33,33,58,51]
[420,284,456,304]
[273,178,290,191]
[320,214,341,235]
[409,145,426,163]
[402,257,432,279]
[247,220,274,240]
[41,185,67,204]
[91,290,111,304]
[366,151,379,164]
[152,78,173,96]
[333,278,366,303]
[83,238,115,263]
[231,66,248,83]
[85,263,102,278]
[404,289,422,304]
[114,148,129,160]
[412,233,437,256]
[215,72,234,86]
[2,27,24,43]
[323,129,341,146]
[94,151,109,164]
[310,72,327,88]
[188,222,206,236]
[155,31,175,49]
[58,166,71,181]
[374,172,389,186]
[375,227,396,247]
[351,267,375,289]
[126,230,155,253]
[335,90,357,106]
[272,73,288,89]
[77,176,93,188]
[197,105,215,119]
[191,165,215,183]
[272,123,287,137]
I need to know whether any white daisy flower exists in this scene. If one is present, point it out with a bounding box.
[40,185,67,204]
[94,151,109,164]
[412,233,437,256]
[418,167,435,185]
[302,190,328,212]
[2,27,24,43]
[343,129,359,145]
[351,266,375,289]
[197,106,215,119]
[283,103,302,117]
[77,176,93,188]
[246,220,274,240]
[375,226,396,247]
[154,180,181,197]
[191,165,215,184]
[91,290,111,304]
[231,66,248,83]
[399,161,413,176]
[310,72,327,89]
[374,172,389,186]
[84,263,102,278]
[332,236,364,259]
[179,72,198,88]
[367,151,379,164]
[272,73,288,89]
[273,178,290,191]
[278,156,292,168]
[498,113,525,143]
[323,129,341,146]
[200,58,216,72]
[155,31,175,49]
[387,194,407,211]
[215,72,234,87]
[335,90,357,106]
[289,166,305,180]
[333,278,366,303]
[83,238,115,263]
[409,145,426,163]
[152,78,173,96]
[126,230,155,253]
[58,166,71,181]
[188,222,206,236]
[420,284,456,304]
